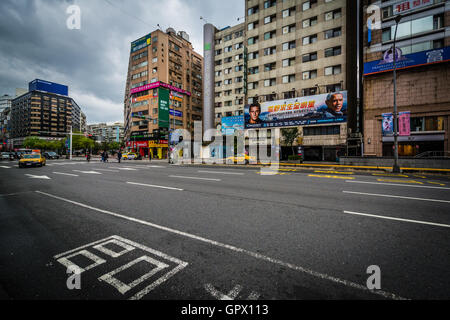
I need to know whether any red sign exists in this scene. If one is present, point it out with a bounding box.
[394,0,431,14]
[399,111,411,136]
[159,139,168,145]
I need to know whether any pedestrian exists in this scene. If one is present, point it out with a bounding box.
[105,151,109,163]
[118,150,122,163]
[101,151,105,163]
[86,151,91,162]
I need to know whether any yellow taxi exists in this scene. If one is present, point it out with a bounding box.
[19,153,46,168]
[122,152,138,160]
[225,153,256,164]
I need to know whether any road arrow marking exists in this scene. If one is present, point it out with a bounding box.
[204,283,260,300]
[25,174,51,179]
[73,170,102,175]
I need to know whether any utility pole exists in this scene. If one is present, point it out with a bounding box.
[392,15,402,173]
[69,125,73,161]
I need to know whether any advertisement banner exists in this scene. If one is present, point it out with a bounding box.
[393,0,433,15]
[158,88,170,128]
[130,81,191,96]
[244,91,347,129]
[169,109,183,117]
[382,113,394,136]
[221,116,244,135]
[364,46,450,76]
[399,111,411,136]
[132,93,156,103]
[131,33,151,53]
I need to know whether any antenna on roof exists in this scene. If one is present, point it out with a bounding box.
[200,16,208,24]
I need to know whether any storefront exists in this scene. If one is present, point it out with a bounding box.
[149,140,168,159]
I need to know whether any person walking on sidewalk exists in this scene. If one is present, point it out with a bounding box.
[118,150,122,163]
[101,151,105,163]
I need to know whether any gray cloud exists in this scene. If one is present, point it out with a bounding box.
[0,0,244,124]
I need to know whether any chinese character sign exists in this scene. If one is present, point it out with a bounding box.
[399,111,410,136]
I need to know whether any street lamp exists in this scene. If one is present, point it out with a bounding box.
[392,14,402,173]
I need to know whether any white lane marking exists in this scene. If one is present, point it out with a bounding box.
[0,165,12,168]
[346,180,450,190]
[343,191,450,204]
[93,239,135,258]
[73,170,102,175]
[169,175,221,182]
[36,190,407,300]
[25,174,51,179]
[93,168,120,172]
[53,172,79,177]
[127,181,183,191]
[117,167,137,171]
[204,283,243,300]
[198,170,245,175]
[57,250,106,273]
[0,191,34,197]
[343,210,450,229]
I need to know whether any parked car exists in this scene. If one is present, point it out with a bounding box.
[18,154,46,168]
[1,152,12,161]
[43,151,60,159]
[122,152,138,160]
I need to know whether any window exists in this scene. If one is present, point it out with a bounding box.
[215,60,222,66]
[264,78,276,87]
[324,65,341,76]
[282,57,295,67]
[303,16,317,28]
[282,41,296,51]
[325,46,341,57]
[324,28,341,39]
[215,71,222,77]
[264,0,276,9]
[215,49,222,55]
[234,30,244,38]
[326,83,342,93]
[235,65,243,72]
[224,34,232,42]
[235,88,243,94]
[302,34,317,45]
[152,57,158,63]
[302,0,317,11]
[224,90,232,96]
[264,14,276,24]
[248,82,259,90]
[248,21,259,30]
[224,101,232,107]
[383,15,442,42]
[249,66,259,74]
[224,46,232,53]
[264,30,276,40]
[224,67,232,74]
[264,46,276,55]
[302,87,317,96]
[282,74,295,83]
[224,57,232,63]
[264,62,276,71]
[302,70,317,80]
[304,125,340,136]
[302,52,317,62]
[282,24,296,34]
[215,81,222,87]
[235,76,243,83]
[224,79,232,85]
[248,36,259,45]
[325,9,341,21]
[248,6,259,16]
[282,7,295,18]
[235,42,243,50]
[248,51,259,60]
[235,53,243,60]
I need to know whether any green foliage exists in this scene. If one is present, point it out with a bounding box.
[288,155,303,161]
[23,136,41,149]
[281,128,299,146]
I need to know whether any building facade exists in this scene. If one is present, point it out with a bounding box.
[363,0,449,157]
[87,122,124,143]
[123,28,203,159]
[206,0,358,161]
[9,79,82,148]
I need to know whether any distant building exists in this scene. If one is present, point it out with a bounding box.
[0,94,12,113]
[9,79,84,148]
[87,122,124,143]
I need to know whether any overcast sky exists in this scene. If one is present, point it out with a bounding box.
[0,0,244,124]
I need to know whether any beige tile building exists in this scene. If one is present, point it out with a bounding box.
[124,28,203,159]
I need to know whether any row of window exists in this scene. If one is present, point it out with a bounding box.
[381,14,443,42]
[247,0,335,17]
[215,30,244,45]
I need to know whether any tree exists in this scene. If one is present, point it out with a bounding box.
[281,127,300,156]
[23,136,41,149]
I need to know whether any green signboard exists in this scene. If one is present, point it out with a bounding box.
[158,87,170,128]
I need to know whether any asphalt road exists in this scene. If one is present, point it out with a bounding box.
[0,158,449,300]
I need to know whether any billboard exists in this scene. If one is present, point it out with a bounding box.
[158,88,170,128]
[221,116,244,135]
[130,81,191,96]
[169,109,183,117]
[399,111,411,136]
[382,113,394,136]
[244,91,347,129]
[28,79,68,96]
[364,46,450,76]
[131,33,151,53]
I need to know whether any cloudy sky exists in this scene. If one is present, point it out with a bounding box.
[0,0,244,124]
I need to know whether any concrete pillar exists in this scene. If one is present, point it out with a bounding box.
[203,23,216,142]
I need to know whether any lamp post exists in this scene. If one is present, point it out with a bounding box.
[392,14,402,173]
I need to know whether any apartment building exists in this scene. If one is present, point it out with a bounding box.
[9,79,82,148]
[205,0,358,161]
[363,0,450,157]
[87,122,124,143]
[123,28,203,159]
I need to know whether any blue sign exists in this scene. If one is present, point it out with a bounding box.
[364,46,450,76]
[221,116,244,135]
[29,79,68,96]
[382,113,394,136]
[169,109,183,117]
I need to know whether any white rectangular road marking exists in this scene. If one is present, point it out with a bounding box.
[169,175,221,182]
[73,170,102,175]
[198,170,244,175]
[0,166,11,168]
[346,180,450,190]
[57,249,106,273]
[343,191,450,204]
[127,182,183,191]
[36,190,406,300]
[93,168,120,172]
[343,210,450,229]
[53,172,79,177]
[99,256,169,295]
[117,167,137,171]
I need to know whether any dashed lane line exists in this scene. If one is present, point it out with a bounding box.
[343,191,450,204]
[126,182,184,191]
[169,175,221,182]
[34,190,408,300]
[53,172,79,177]
[198,170,245,175]
[308,174,355,180]
[346,180,450,190]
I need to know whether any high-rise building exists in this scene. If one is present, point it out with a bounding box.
[123,28,203,159]
[87,122,124,143]
[206,0,358,161]
[9,79,83,148]
[0,94,12,113]
[363,0,449,157]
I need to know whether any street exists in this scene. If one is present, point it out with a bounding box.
[1,159,450,300]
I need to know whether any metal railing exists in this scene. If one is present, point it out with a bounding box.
[414,151,450,159]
